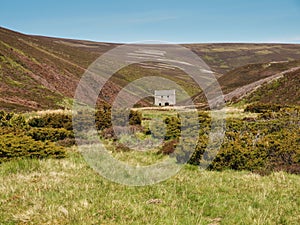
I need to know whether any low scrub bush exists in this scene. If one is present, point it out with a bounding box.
[95,104,142,131]
[155,107,300,174]
[0,111,27,129]
[28,113,72,130]
[244,103,282,113]
[28,128,74,142]
[0,134,66,163]
[200,112,298,174]
[0,110,68,162]
[159,139,178,155]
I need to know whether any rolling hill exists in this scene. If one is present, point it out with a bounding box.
[244,67,300,105]
[190,60,300,106]
[1,26,300,112]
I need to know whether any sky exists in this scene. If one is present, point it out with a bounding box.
[1,0,300,43]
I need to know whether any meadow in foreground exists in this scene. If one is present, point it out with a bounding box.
[0,149,299,225]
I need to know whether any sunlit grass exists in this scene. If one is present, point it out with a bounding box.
[23,109,72,120]
[0,149,299,224]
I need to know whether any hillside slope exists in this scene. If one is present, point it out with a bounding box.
[244,68,300,105]
[0,27,117,111]
[189,60,300,106]
[1,27,300,111]
[185,43,300,74]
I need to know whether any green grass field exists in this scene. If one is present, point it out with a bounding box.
[1,149,299,225]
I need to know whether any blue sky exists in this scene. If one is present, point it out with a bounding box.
[1,0,300,43]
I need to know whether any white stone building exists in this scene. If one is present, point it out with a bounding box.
[154,90,176,106]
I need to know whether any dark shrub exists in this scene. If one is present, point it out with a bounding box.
[129,110,142,125]
[95,103,142,131]
[95,105,112,130]
[164,116,181,140]
[28,113,72,130]
[180,108,300,175]
[0,111,27,128]
[159,139,178,155]
[56,138,76,147]
[0,134,66,163]
[244,103,282,113]
[28,128,74,142]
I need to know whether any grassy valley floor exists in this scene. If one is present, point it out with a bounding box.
[0,149,299,225]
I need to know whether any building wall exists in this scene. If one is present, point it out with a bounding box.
[154,90,176,106]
